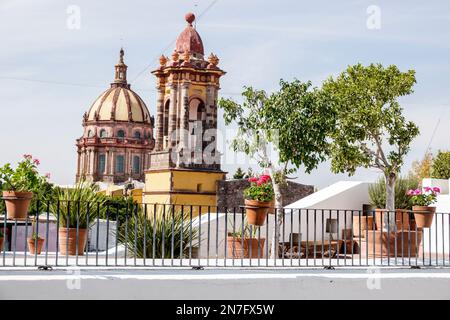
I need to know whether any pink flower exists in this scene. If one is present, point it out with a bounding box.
[33,159,40,165]
[248,177,258,183]
[45,173,51,179]
[424,186,432,193]
[407,190,415,196]
[414,189,421,195]
[23,154,32,160]
[433,187,441,194]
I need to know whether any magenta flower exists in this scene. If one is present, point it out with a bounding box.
[424,186,432,192]
[407,190,414,196]
[433,187,441,194]
[414,189,421,195]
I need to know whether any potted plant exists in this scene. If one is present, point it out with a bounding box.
[244,175,274,226]
[50,181,106,256]
[369,176,419,231]
[227,219,265,259]
[0,155,47,220]
[365,176,423,258]
[408,186,440,228]
[28,232,45,254]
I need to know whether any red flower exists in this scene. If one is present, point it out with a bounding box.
[33,159,40,165]
[258,175,270,184]
[248,177,258,183]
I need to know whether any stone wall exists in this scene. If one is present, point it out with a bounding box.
[217,179,314,209]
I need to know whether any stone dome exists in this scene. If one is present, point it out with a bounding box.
[86,86,151,123]
[175,13,204,57]
[85,48,152,124]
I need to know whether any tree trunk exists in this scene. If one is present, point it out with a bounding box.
[384,172,397,231]
[268,167,284,259]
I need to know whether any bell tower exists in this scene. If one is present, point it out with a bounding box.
[144,13,226,212]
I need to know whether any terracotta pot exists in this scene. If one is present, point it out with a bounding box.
[27,238,45,254]
[244,199,270,226]
[227,236,265,259]
[58,228,88,256]
[413,206,436,228]
[0,237,3,251]
[365,230,422,258]
[395,209,410,230]
[375,209,410,230]
[3,191,33,220]
[353,216,375,238]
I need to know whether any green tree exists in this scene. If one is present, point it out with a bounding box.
[431,150,450,179]
[322,63,419,230]
[410,152,433,185]
[219,79,335,257]
[232,167,246,179]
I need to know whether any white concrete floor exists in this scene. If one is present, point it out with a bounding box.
[1,267,450,299]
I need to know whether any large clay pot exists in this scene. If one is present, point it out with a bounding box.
[27,238,45,254]
[353,216,375,238]
[244,199,270,226]
[365,230,422,258]
[3,191,33,220]
[227,235,265,259]
[395,209,410,230]
[413,206,436,228]
[58,228,87,256]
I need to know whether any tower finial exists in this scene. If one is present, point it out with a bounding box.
[185,12,195,26]
[119,47,125,63]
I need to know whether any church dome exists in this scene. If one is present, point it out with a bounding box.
[85,49,152,124]
[175,13,204,57]
[87,86,151,123]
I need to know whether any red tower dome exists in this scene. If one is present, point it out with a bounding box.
[175,13,204,57]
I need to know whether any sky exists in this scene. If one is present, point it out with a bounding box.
[1,0,449,189]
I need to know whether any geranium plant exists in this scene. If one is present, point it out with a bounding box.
[407,186,440,206]
[244,175,274,202]
[0,155,47,192]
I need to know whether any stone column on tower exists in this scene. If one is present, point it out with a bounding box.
[155,87,165,151]
[178,82,190,166]
[168,83,178,148]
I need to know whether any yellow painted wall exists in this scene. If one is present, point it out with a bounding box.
[144,171,172,192]
[143,169,225,215]
[172,171,223,192]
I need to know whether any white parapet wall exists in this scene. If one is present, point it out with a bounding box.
[284,181,373,244]
[422,179,450,257]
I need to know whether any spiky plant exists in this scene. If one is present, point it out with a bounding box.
[117,205,199,259]
[50,181,107,228]
[369,175,419,210]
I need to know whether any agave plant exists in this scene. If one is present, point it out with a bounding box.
[50,181,107,228]
[117,205,199,259]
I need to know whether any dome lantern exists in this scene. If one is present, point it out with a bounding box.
[113,48,128,87]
